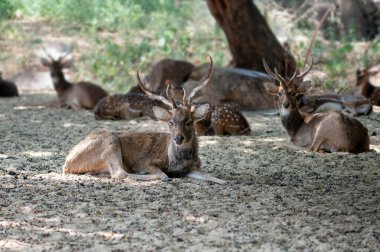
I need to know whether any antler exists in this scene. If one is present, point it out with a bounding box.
[296,54,313,79]
[137,72,175,108]
[187,56,213,105]
[263,54,314,91]
[42,46,55,61]
[42,45,71,62]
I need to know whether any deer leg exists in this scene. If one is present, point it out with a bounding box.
[308,137,325,152]
[186,170,226,184]
[127,165,169,181]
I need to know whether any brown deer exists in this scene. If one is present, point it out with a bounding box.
[41,47,108,109]
[94,92,165,120]
[263,56,370,153]
[166,80,251,136]
[145,58,194,96]
[0,72,19,97]
[299,93,372,116]
[356,64,380,106]
[183,64,277,110]
[63,57,226,184]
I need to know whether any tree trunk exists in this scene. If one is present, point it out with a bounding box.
[207,0,296,77]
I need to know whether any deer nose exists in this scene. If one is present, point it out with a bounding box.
[175,135,184,145]
[282,101,290,109]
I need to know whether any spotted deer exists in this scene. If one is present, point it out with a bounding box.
[94,92,164,120]
[41,47,107,109]
[63,57,226,184]
[263,56,370,153]
[0,72,19,97]
[166,80,251,136]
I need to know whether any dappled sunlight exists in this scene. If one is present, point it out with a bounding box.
[0,239,29,251]
[370,144,380,153]
[199,140,218,147]
[14,105,46,110]
[255,136,287,143]
[0,219,124,246]
[21,151,54,157]
[62,122,86,128]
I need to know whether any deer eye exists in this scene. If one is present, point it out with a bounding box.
[168,121,174,127]
[186,120,193,127]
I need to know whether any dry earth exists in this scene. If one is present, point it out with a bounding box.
[0,93,379,252]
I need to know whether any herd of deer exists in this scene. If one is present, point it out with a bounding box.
[0,48,378,184]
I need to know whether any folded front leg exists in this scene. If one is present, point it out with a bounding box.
[186,170,226,184]
[128,164,168,181]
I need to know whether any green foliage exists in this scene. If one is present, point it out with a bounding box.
[4,0,227,92]
[0,0,15,20]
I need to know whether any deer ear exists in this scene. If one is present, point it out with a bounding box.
[152,106,172,122]
[60,58,74,69]
[295,81,312,94]
[191,103,209,122]
[264,82,280,95]
[41,58,51,67]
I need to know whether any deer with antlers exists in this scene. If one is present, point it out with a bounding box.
[263,56,370,153]
[63,57,225,184]
[40,47,108,109]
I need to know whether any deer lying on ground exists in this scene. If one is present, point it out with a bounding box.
[145,58,194,96]
[94,92,165,120]
[63,57,226,184]
[0,72,19,97]
[41,47,108,109]
[166,80,251,135]
[184,64,277,110]
[263,56,370,153]
[298,93,372,116]
[356,64,380,106]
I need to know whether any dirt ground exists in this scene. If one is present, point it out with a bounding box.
[0,93,379,252]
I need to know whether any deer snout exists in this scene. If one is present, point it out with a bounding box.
[174,135,185,145]
[282,101,290,109]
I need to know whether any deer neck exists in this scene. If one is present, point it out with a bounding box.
[167,133,199,176]
[50,72,72,94]
[360,81,374,98]
[280,107,305,138]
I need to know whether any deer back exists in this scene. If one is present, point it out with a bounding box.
[185,64,277,110]
[145,58,194,95]
[0,73,19,97]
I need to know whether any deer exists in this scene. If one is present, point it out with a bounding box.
[0,72,19,97]
[40,47,108,109]
[166,80,251,136]
[94,92,165,120]
[263,56,370,154]
[298,93,372,116]
[356,65,380,106]
[63,56,226,184]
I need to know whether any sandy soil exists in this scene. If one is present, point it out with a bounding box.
[0,93,379,252]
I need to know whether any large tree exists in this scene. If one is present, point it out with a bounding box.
[207,0,297,77]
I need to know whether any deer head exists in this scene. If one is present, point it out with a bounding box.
[263,55,313,112]
[40,46,73,84]
[137,56,213,146]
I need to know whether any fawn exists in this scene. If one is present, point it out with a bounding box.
[0,72,19,97]
[41,47,107,109]
[263,56,370,153]
[166,80,251,135]
[94,92,164,120]
[63,57,226,184]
